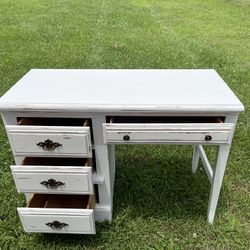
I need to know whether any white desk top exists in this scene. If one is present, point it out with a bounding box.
[0,69,244,113]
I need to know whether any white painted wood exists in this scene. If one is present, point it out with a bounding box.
[6,125,92,157]
[2,110,238,119]
[1,112,18,125]
[192,145,200,173]
[108,145,116,198]
[197,145,213,183]
[223,114,239,144]
[91,115,113,221]
[0,71,244,229]
[92,173,105,184]
[18,208,95,234]
[11,166,93,194]
[207,145,231,223]
[13,156,25,165]
[0,69,244,113]
[94,204,112,222]
[103,123,234,144]
[207,114,238,223]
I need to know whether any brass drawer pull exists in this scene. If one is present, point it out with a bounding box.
[37,139,62,151]
[46,220,68,230]
[40,178,65,189]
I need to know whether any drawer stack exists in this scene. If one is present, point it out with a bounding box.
[8,117,96,234]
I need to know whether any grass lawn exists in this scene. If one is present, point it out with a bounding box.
[0,0,249,249]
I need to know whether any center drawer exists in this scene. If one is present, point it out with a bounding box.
[6,118,92,157]
[103,116,234,144]
[11,157,94,194]
[18,194,96,234]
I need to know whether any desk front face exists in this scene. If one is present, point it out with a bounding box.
[0,109,240,233]
[4,112,237,147]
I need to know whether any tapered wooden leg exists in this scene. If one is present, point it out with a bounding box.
[192,145,200,173]
[207,145,231,223]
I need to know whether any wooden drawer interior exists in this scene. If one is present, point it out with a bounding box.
[28,194,95,209]
[16,117,94,144]
[107,116,225,124]
[22,157,92,167]
[17,117,90,127]
[21,157,95,172]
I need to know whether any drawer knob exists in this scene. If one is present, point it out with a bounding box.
[46,220,68,230]
[123,135,130,141]
[40,178,65,189]
[37,139,62,151]
[205,135,212,141]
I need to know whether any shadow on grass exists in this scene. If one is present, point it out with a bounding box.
[113,147,207,219]
[36,145,228,246]
[112,145,228,219]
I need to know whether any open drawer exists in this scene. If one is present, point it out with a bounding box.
[103,116,234,144]
[18,194,96,234]
[6,118,92,157]
[11,157,94,194]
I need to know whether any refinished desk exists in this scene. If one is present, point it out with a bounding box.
[0,69,244,234]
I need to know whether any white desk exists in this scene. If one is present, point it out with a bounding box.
[0,69,244,234]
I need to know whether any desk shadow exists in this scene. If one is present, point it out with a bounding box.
[112,145,228,220]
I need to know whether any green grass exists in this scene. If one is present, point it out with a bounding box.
[0,0,249,249]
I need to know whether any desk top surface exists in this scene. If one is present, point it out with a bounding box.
[0,69,244,113]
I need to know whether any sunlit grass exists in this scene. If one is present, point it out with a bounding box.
[0,0,249,249]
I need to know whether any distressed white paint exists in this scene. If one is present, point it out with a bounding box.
[192,145,200,173]
[191,115,239,223]
[108,145,116,199]
[207,115,238,223]
[197,145,213,183]
[92,173,105,184]
[0,69,244,113]
[94,204,112,222]
[91,115,114,221]
[207,145,231,223]
[0,70,244,232]
[103,123,234,144]
[6,125,92,157]
[11,166,93,194]
[18,208,95,234]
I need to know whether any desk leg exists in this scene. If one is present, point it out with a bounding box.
[207,145,231,223]
[192,145,200,173]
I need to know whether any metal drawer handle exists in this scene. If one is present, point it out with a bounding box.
[205,135,212,141]
[123,135,130,141]
[46,220,68,230]
[37,139,62,151]
[40,178,65,189]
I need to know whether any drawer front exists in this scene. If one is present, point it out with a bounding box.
[6,125,92,157]
[18,208,95,234]
[103,123,234,144]
[11,166,93,194]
